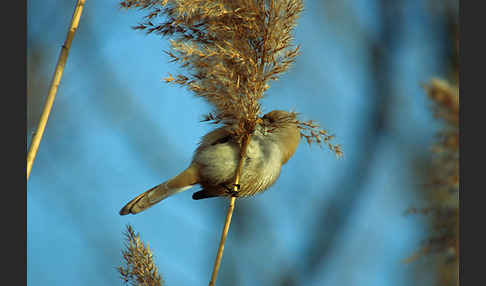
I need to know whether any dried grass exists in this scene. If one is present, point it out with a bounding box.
[120,0,341,154]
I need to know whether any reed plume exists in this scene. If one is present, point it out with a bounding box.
[118,224,164,286]
[120,0,341,153]
[424,78,459,286]
[405,78,459,286]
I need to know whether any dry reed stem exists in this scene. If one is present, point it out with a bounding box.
[27,0,86,180]
[209,133,252,286]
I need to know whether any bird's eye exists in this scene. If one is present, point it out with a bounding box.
[263,116,274,123]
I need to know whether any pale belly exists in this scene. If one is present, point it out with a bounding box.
[193,134,282,196]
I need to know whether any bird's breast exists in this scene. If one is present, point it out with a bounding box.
[193,133,283,196]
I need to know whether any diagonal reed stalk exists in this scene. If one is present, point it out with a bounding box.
[209,133,252,286]
[27,0,86,180]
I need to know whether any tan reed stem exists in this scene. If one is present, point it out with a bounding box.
[209,133,252,286]
[26,0,86,180]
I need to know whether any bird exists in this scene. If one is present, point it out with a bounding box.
[119,110,301,215]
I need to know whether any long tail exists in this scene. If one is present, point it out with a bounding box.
[119,164,199,215]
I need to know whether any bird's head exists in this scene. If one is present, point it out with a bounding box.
[261,110,301,164]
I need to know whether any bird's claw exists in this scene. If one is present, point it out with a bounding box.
[221,183,241,197]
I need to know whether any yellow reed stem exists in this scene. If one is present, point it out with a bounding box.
[27,0,86,180]
[209,133,252,286]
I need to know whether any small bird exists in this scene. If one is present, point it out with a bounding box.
[119,110,301,215]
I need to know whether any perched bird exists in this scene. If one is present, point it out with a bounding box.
[119,110,301,215]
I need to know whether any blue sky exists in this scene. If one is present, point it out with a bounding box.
[27,1,451,285]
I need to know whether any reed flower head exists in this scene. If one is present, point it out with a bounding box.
[424,78,459,189]
[120,0,341,154]
[117,224,163,286]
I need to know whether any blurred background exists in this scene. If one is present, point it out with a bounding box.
[27,0,459,285]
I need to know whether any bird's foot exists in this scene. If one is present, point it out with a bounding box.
[221,183,241,197]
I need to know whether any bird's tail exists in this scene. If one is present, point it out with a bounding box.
[119,164,199,215]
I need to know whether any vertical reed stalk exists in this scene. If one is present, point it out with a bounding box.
[27,0,86,180]
[209,134,252,286]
